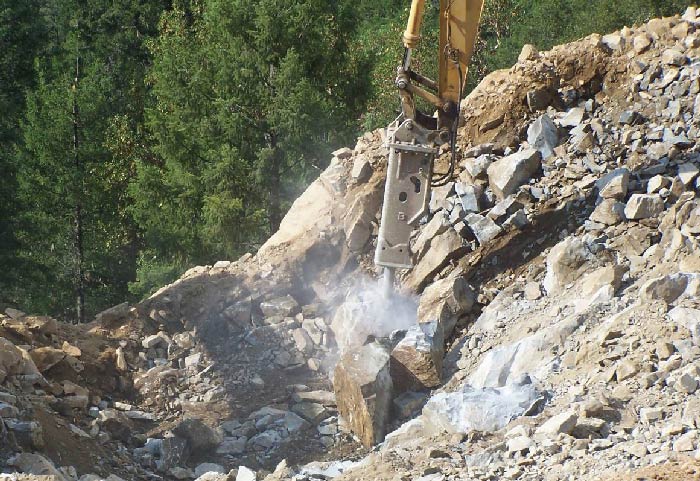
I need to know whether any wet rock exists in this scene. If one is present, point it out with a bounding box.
[624,194,665,219]
[333,342,393,447]
[487,149,542,200]
[527,114,559,159]
[417,276,475,339]
[543,237,591,294]
[391,321,444,392]
[173,418,223,455]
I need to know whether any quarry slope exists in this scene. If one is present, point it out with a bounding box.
[2,9,700,481]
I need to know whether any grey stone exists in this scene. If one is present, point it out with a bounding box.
[487,149,542,200]
[590,199,626,225]
[173,418,222,455]
[260,295,299,318]
[216,436,247,455]
[527,114,559,159]
[543,237,590,294]
[351,155,372,184]
[465,213,502,245]
[536,411,578,436]
[95,302,130,324]
[624,194,665,219]
[454,183,483,213]
[194,463,225,477]
[678,162,700,186]
[423,382,542,433]
[596,168,630,200]
[560,107,585,128]
[291,402,328,423]
[662,48,687,66]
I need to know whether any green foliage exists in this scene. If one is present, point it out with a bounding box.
[1,0,697,316]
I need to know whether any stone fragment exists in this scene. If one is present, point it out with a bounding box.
[391,321,444,392]
[633,34,652,53]
[560,107,585,128]
[291,402,328,423]
[590,199,626,225]
[518,44,539,62]
[673,431,697,452]
[527,114,559,159]
[536,411,578,436]
[597,168,629,200]
[678,162,700,186]
[487,149,542,200]
[543,237,590,294]
[639,407,663,424]
[602,33,625,50]
[616,360,640,381]
[29,347,65,372]
[662,48,687,66]
[624,194,664,220]
[464,213,502,245]
[676,373,699,394]
[454,183,483,213]
[407,229,466,289]
[260,295,299,318]
[524,282,542,300]
[0,337,24,383]
[350,155,372,184]
[173,418,223,455]
[236,466,257,481]
[8,453,67,480]
[333,342,393,447]
[194,463,225,477]
[640,274,689,304]
[417,276,475,339]
[668,307,700,345]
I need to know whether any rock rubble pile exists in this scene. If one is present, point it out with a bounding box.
[3,9,700,481]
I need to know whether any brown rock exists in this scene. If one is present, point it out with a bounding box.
[333,342,392,448]
[391,321,444,392]
[29,347,66,373]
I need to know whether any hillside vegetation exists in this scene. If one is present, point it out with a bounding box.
[0,0,694,320]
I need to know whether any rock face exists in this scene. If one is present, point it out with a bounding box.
[391,321,444,391]
[333,343,393,448]
[487,149,542,200]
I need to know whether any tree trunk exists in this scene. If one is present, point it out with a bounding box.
[267,135,282,234]
[72,56,85,324]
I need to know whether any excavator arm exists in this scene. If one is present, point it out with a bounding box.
[375,0,485,291]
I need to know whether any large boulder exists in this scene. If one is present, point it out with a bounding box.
[487,149,542,200]
[543,237,591,294]
[391,321,444,392]
[422,381,542,433]
[0,338,23,383]
[333,342,393,447]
